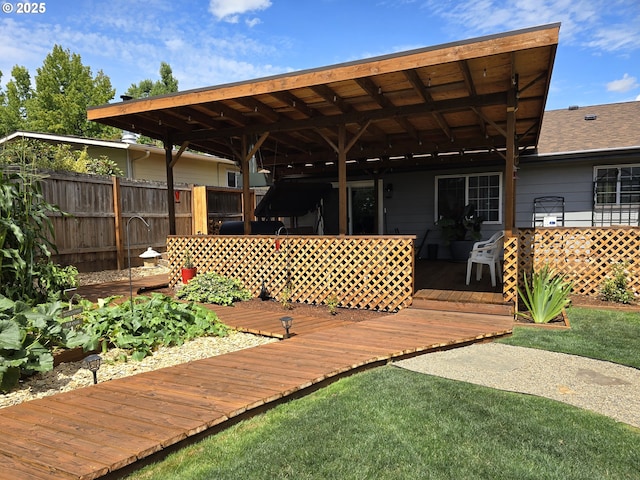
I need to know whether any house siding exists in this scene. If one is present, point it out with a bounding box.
[517,152,640,227]
[133,153,238,187]
[383,168,503,259]
[516,161,594,227]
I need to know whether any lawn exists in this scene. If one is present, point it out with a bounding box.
[128,307,640,480]
[499,307,640,368]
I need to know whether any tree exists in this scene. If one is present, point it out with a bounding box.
[125,61,179,98]
[0,66,32,135]
[26,45,116,138]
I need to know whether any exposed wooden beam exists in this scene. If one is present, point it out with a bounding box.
[233,97,281,123]
[356,77,419,139]
[268,91,315,118]
[169,141,190,168]
[403,69,453,140]
[175,92,509,143]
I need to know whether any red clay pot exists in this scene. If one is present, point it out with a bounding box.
[181,267,197,284]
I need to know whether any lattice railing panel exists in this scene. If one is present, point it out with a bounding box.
[167,235,415,311]
[502,233,519,307]
[514,227,640,297]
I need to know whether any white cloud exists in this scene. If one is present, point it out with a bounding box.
[246,17,262,28]
[423,0,639,49]
[586,24,640,51]
[636,93,640,100]
[607,73,639,92]
[209,0,272,22]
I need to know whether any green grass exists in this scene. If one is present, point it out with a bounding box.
[499,307,640,368]
[129,367,640,480]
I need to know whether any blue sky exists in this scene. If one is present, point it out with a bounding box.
[1,0,639,111]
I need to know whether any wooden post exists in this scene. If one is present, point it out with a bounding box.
[112,176,125,270]
[164,137,177,235]
[241,135,252,235]
[338,125,347,235]
[504,84,517,231]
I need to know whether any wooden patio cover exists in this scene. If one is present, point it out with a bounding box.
[87,23,560,234]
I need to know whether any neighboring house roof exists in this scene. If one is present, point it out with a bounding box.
[536,101,640,156]
[0,131,236,165]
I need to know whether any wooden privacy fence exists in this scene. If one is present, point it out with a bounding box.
[503,227,640,308]
[41,172,193,271]
[167,235,416,311]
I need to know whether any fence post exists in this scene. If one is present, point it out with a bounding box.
[192,185,207,234]
[112,176,125,270]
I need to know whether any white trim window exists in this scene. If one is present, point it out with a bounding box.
[594,164,640,206]
[435,172,502,223]
[227,171,240,188]
[593,164,640,226]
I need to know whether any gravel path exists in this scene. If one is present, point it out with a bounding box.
[395,343,640,428]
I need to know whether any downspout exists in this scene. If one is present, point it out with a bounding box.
[130,149,150,178]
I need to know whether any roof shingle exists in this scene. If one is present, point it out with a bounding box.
[537,101,640,154]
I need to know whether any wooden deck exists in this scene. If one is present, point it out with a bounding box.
[0,299,513,480]
[210,304,358,338]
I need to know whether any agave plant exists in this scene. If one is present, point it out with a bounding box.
[518,264,573,324]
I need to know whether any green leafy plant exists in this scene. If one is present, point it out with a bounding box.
[0,161,69,303]
[326,294,339,315]
[182,250,194,269]
[600,261,635,304]
[436,203,484,245]
[86,155,124,176]
[175,272,251,305]
[517,264,573,324]
[0,295,89,392]
[279,286,293,310]
[80,293,229,361]
[32,261,78,301]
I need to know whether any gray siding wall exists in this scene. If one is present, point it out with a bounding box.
[382,168,503,259]
[516,161,594,227]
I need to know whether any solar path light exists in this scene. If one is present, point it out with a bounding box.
[280,316,293,338]
[84,354,102,385]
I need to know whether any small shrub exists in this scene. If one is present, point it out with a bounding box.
[279,287,292,310]
[175,272,251,305]
[600,261,635,304]
[33,262,79,301]
[326,294,339,315]
[518,264,573,324]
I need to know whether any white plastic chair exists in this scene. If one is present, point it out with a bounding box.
[466,231,504,287]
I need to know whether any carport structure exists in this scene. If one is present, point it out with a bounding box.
[88,23,559,237]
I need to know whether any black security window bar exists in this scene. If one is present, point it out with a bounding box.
[593,165,640,226]
[436,173,502,223]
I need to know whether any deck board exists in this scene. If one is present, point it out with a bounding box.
[0,299,513,479]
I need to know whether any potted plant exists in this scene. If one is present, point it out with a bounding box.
[181,250,197,284]
[436,203,484,262]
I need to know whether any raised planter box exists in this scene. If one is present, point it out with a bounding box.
[514,309,570,330]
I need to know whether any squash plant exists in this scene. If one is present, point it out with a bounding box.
[80,294,229,361]
[0,295,88,392]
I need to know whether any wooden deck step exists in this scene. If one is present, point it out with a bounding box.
[412,289,514,316]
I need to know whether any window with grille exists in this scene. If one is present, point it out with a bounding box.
[435,172,502,223]
[593,165,640,226]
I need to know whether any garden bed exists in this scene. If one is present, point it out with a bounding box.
[514,309,570,330]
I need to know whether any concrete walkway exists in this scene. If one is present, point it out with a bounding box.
[395,343,640,429]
